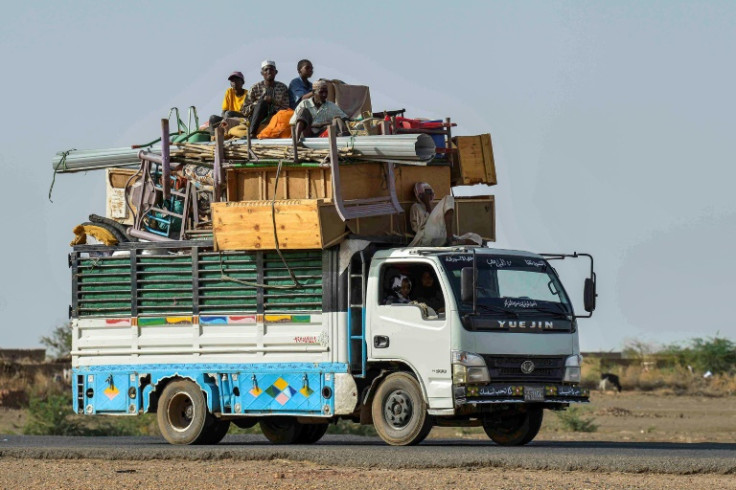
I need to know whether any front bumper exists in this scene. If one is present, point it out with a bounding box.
[455,383,589,405]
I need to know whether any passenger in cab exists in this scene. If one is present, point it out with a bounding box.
[290,80,350,140]
[385,274,412,305]
[288,59,314,109]
[409,182,482,247]
[414,270,445,313]
[242,60,290,138]
[208,71,247,131]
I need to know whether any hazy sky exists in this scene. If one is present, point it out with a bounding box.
[1,1,734,352]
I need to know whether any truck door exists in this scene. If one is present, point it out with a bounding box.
[367,262,452,408]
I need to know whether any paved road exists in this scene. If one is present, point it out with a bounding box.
[1,435,734,474]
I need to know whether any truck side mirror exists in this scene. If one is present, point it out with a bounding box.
[461,267,474,303]
[584,277,596,312]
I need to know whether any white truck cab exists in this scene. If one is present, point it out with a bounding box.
[362,246,593,445]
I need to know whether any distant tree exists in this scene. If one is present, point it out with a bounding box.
[40,322,72,360]
[664,335,736,375]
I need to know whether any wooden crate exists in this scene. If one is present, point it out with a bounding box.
[345,195,495,242]
[226,163,451,203]
[226,167,332,201]
[212,199,347,251]
[454,134,497,186]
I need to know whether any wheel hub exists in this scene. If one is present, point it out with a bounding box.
[169,392,195,431]
[384,390,413,428]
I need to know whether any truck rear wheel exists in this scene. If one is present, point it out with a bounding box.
[482,406,543,446]
[157,380,209,445]
[372,372,432,446]
[260,417,304,444]
[296,423,329,444]
[200,417,230,444]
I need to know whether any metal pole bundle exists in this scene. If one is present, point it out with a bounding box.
[51,147,159,173]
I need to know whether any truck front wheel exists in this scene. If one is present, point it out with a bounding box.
[372,372,432,446]
[157,380,209,445]
[482,406,543,446]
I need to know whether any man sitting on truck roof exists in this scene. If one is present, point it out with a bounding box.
[290,79,350,140]
[208,71,248,132]
[288,59,314,109]
[409,182,482,247]
[241,60,290,138]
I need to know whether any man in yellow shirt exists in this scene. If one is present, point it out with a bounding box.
[209,71,248,132]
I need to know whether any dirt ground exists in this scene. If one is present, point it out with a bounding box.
[1,391,735,489]
[429,391,736,443]
[1,459,735,490]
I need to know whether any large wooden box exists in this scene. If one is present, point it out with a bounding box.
[226,163,451,203]
[454,134,497,186]
[346,195,495,242]
[212,199,346,251]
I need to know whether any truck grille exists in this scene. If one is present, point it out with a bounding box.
[481,355,565,383]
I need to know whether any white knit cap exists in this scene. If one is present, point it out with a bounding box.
[261,59,276,69]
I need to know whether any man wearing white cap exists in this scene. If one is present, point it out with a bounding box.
[241,60,290,138]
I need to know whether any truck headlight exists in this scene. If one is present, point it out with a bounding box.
[563,354,582,382]
[452,351,490,385]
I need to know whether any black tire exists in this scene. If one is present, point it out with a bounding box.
[260,417,304,444]
[482,406,544,446]
[371,372,432,446]
[157,380,209,445]
[79,221,127,245]
[296,423,329,444]
[233,418,258,430]
[88,214,132,242]
[199,417,230,444]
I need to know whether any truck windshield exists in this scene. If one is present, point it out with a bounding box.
[438,254,573,316]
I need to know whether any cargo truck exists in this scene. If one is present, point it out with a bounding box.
[70,239,595,446]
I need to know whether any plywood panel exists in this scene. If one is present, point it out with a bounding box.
[339,164,389,200]
[394,165,451,201]
[455,196,495,241]
[212,200,346,250]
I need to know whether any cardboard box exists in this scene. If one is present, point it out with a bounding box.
[105,168,140,225]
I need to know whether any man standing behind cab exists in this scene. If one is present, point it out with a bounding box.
[241,60,290,138]
[288,59,314,109]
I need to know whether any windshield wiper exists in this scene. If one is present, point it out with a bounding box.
[475,304,519,318]
[525,306,570,319]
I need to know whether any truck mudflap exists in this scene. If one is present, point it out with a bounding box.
[455,383,589,405]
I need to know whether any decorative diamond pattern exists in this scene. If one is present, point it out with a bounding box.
[265,385,281,398]
[241,374,320,412]
[273,385,297,405]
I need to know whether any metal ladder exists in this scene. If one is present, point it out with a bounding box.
[347,251,367,377]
